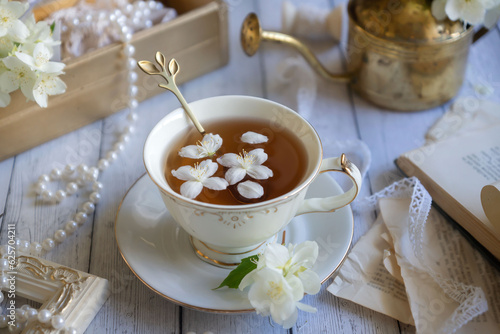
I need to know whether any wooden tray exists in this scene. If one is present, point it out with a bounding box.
[0,0,228,161]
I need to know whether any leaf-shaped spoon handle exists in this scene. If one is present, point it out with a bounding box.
[137,53,205,135]
[156,51,166,68]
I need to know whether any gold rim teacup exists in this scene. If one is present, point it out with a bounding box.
[143,95,362,268]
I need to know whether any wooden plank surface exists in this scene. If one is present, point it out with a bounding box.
[257,0,399,333]
[1,0,500,333]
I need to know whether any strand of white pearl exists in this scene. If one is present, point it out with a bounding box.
[19,6,138,256]
[0,288,69,332]
[0,5,141,334]
[61,0,160,41]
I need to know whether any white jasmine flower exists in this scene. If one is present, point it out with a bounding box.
[0,36,14,58]
[247,268,302,328]
[21,15,60,53]
[0,90,9,107]
[241,131,269,144]
[431,0,500,24]
[444,0,490,25]
[0,0,29,41]
[237,180,264,199]
[16,43,65,74]
[0,3,65,108]
[0,63,8,106]
[171,159,228,199]
[0,56,36,98]
[241,241,321,295]
[179,133,223,159]
[245,267,317,329]
[32,72,67,108]
[217,148,273,185]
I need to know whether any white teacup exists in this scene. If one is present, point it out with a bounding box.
[144,95,361,267]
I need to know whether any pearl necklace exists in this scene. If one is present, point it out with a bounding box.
[0,288,68,332]
[13,5,139,256]
[0,1,157,332]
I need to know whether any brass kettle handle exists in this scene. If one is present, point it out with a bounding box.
[241,13,353,83]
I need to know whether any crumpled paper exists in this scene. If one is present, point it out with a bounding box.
[328,215,415,325]
[328,177,500,333]
[328,97,500,333]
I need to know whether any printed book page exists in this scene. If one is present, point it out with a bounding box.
[401,124,500,230]
[327,217,414,325]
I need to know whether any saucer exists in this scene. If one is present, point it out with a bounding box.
[115,173,353,313]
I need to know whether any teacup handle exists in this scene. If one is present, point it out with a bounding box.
[295,154,362,216]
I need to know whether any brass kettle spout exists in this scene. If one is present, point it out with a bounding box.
[240,13,353,83]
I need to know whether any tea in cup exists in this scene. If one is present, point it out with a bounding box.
[144,95,362,267]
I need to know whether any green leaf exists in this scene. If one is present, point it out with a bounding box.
[214,255,259,290]
[50,22,56,33]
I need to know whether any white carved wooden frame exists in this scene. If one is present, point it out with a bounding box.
[3,255,109,334]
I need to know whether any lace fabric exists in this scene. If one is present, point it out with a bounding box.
[47,0,176,59]
[358,177,488,333]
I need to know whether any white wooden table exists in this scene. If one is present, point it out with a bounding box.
[1,0,499,333]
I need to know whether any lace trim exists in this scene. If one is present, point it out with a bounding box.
[358,177,488,333]
[355,177,420,210]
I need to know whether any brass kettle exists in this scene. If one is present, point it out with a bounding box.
[241,0,486,111]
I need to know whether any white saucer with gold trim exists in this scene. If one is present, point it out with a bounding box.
[115,173,353,313]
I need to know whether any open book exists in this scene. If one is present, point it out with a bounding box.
[396,124,500,261]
